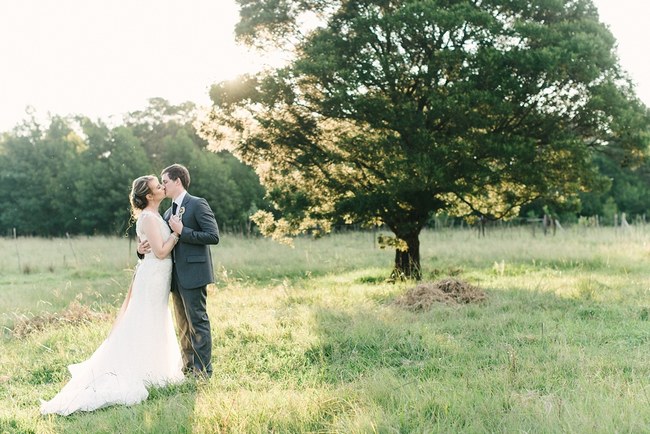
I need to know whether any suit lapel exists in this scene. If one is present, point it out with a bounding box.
[180,194,192,221]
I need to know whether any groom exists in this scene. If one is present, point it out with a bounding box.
[139,163,220,378]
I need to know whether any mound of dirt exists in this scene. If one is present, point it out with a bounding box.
[394,278,487,311]
[11,300,109,339]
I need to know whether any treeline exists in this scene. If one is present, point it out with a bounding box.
[521,151,650,225]
[2,98,650,238]
[0,99,266,237]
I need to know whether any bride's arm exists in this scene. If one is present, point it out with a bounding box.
[140,214,178,258]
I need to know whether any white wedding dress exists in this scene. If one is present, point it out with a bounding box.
[41,211,184,416]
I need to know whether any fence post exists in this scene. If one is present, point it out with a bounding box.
[13,228,22,272]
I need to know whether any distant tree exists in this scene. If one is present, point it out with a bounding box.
[158,135,269,233]
[188,149,267,233]
[202,0,649,278]
[73,119,152,235]
[126,98,268,233]
[0,116,82,236]
[578,153,650,221]
[124,97,205,167]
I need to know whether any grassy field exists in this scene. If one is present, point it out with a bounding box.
[2,225,650,433]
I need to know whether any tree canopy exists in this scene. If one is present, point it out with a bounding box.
[202,0,650,278]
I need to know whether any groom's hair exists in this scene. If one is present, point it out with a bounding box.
[162,164,191,189]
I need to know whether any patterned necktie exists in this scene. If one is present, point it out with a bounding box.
[170,202,178,263]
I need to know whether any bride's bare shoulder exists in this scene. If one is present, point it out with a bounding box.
[137,210,162,220]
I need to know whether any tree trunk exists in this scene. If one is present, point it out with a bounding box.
[392,232,421,280]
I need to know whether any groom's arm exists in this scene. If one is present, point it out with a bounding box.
[177,198,219,246]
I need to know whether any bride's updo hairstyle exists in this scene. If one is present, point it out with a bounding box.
[129,175,156,218]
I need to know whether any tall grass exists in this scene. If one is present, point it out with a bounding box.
[2,226,650,433]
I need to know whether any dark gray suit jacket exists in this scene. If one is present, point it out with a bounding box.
[163,193,219,289]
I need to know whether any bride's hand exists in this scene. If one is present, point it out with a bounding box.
[169,215,184,234]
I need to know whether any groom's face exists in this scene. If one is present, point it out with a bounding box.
[161,173,180,199]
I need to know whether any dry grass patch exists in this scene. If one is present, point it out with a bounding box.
[394,278,487,311]
[10,300,110,338]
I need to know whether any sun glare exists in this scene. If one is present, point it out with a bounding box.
[0,0,648,132]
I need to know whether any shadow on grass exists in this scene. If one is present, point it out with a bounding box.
[301,284,650,386]
[291,280,650,431]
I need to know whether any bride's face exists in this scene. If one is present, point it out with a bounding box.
[147,179,166,204]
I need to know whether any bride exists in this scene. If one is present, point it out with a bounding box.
[41,175,184,416]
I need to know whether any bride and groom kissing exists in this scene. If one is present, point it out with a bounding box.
[41,163,220,416]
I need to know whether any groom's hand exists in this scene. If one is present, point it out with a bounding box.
[137,239,151,255]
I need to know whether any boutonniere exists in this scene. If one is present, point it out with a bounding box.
[178,206,185,217]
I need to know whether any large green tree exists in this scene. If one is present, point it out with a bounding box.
[202,0,649,278]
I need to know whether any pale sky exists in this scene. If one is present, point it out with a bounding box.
[0,0,648,133]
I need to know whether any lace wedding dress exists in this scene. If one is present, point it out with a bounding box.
[41,211,184,416]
